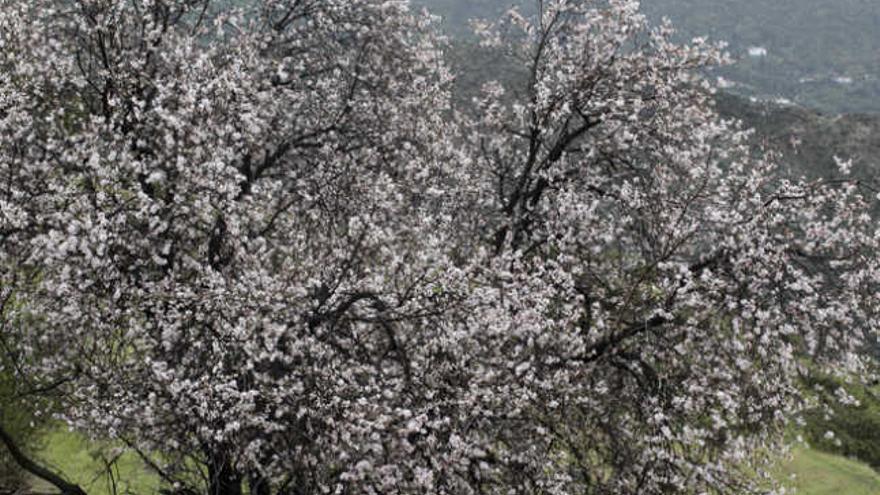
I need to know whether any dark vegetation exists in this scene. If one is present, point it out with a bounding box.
[714,92,880,180]
[801,372,880,470]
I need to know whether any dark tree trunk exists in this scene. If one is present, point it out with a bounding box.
[207,455,242,495]
[0,422,87,495]
[248,473,271,495]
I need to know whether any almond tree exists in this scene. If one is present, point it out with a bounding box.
[1,1,879,494]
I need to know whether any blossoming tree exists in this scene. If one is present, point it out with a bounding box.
[1,1,879,494]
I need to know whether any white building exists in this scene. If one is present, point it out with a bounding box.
[747,46,768,58]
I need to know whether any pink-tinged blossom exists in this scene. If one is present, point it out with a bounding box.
[1,1,879,494]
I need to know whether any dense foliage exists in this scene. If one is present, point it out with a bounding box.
[801,372,880,470]
[2,1,880,494]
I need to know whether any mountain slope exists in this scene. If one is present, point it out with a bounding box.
[714,92,880,179]
[417,0,880,113]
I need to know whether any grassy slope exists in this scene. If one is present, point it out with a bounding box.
[26,429,880,495]
[29,429,159,495]
[777,447,880,495]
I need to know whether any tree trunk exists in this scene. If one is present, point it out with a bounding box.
[0,422,87,495]
[207,455,241,495]
[248,473,271,495]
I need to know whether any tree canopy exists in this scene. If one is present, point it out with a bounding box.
[1,1,879,494]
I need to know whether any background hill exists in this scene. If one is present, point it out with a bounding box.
[416,0,880,114]
[714,92,880,180]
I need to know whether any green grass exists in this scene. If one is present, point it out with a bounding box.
[24,428,880,495]
[776,447,880,495]
[28,428,160,495]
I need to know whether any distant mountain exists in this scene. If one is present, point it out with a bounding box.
[640,0,880,115]
[416,0,880,114]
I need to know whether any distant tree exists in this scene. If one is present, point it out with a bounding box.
[1,1,879,494]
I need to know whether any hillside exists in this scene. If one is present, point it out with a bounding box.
[778,448,880,495]
[640,0,880,114]
[417,0,880,114]
[714,93,880,180]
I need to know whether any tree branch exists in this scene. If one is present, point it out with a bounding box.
[0,421,87,495]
